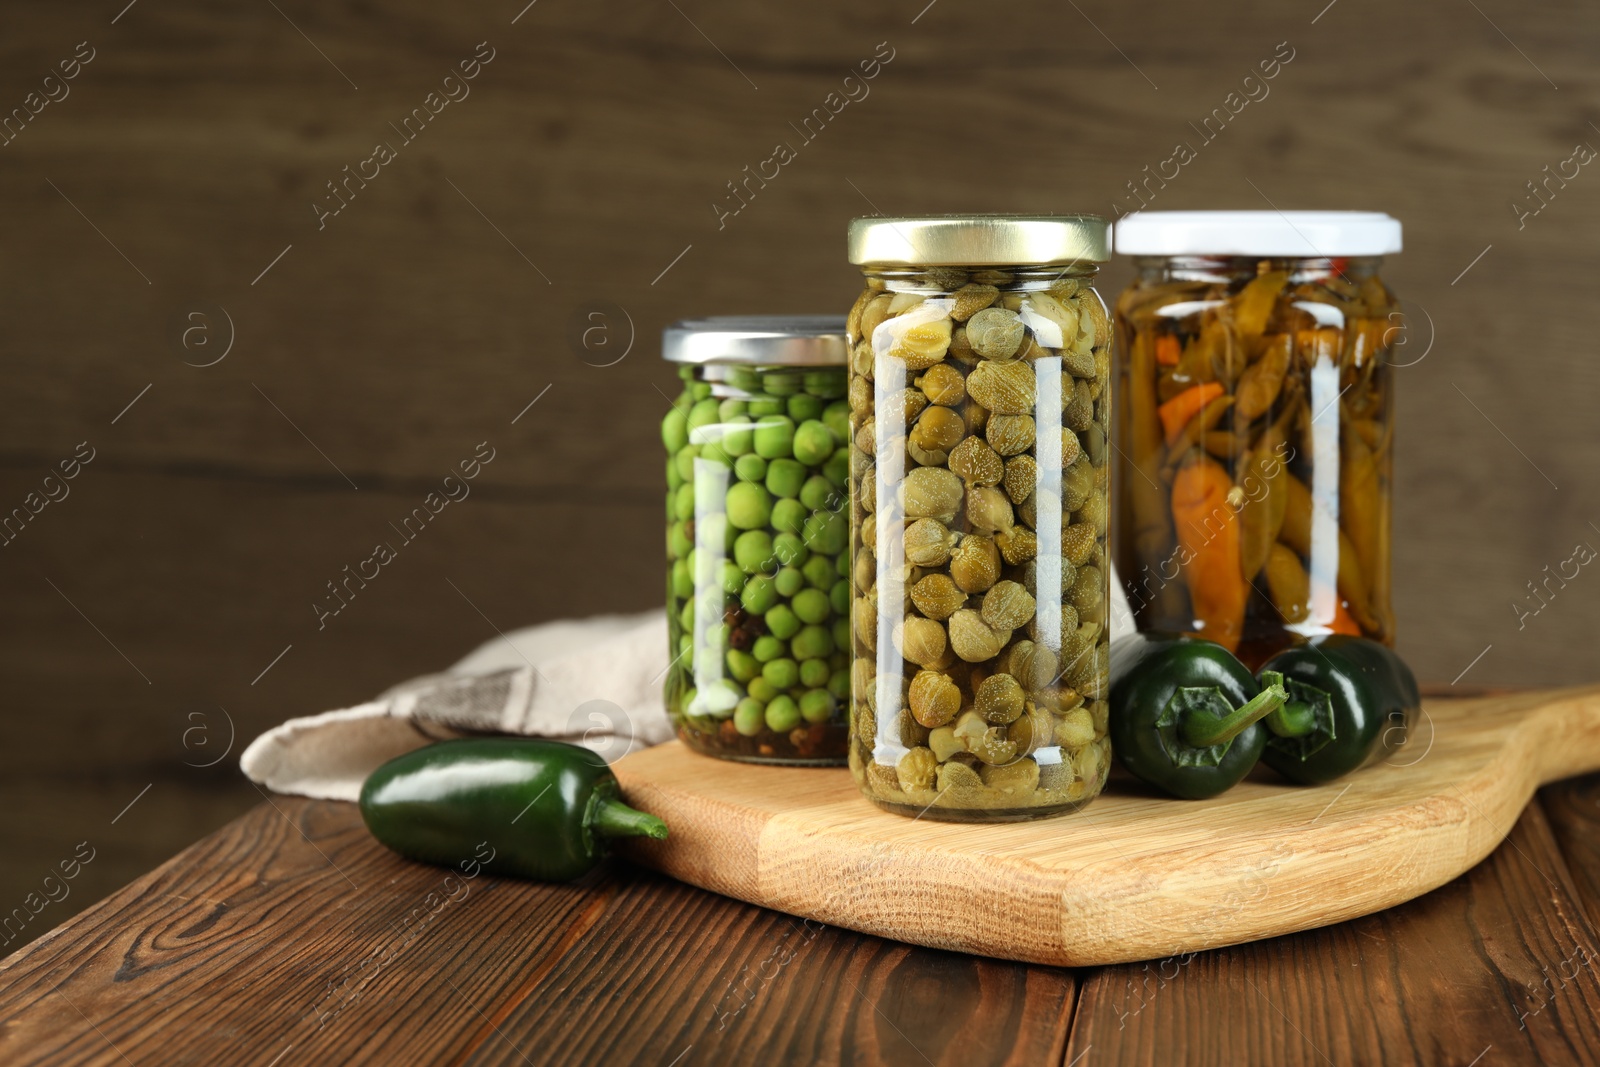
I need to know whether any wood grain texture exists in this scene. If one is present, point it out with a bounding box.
[615,689,1600,966]
[0,798,1075,1067]
[1064,801,1600,1066]
[1543,773,1600,930]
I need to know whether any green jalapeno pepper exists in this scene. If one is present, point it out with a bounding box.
[1109,633,1289,799]
[359,738,668,882]
[1258,635,1420,785]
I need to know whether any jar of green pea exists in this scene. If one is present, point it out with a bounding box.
[662,316,852,764]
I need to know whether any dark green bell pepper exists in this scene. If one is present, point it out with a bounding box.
[359,738,668,882]
[1258,635,1420,785]
[1109,634,1289,799]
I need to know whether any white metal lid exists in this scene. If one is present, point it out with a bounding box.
[1113,211,1402,257]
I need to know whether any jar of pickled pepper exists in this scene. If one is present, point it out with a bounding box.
[1111,211,1402,668]
[662,317,853,764]
[845,215,1114,821]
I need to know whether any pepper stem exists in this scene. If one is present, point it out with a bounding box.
[1267,699,1319,738]
[592,797,669,841]
[1181,671,1289,749]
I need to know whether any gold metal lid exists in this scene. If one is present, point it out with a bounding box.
[847,214,1110,268]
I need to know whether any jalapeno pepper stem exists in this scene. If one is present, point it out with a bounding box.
[1266,699,1319,738]
[591,797,669,841]
[1181,671,1289,748]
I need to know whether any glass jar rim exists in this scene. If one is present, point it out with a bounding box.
[662,315,848,366]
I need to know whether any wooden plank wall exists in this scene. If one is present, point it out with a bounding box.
[0,0,1596,941]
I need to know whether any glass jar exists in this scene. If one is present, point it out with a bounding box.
[845,215,1114,821]
[662,316,853,764]
[1111,211,1402,669]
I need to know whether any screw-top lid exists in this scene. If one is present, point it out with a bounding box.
[1113,211,1402,257]
[848,214,1110,267]
[661,315,848,365]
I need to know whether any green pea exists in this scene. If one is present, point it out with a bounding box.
[792,587,830,624]
[694,443,732,469]
[774,566,805,598]
[695,512,727,548]
[830,579,850,615]
[762,370,803,397]
[670,558,693,599]
[677,365,695,383]
[802,509,847,555]
[722,416,754,456]
[765,604,801,640]
[798,474,833,511]
[680,685,697,713]
[727,365,762,393]
[741,575,778,614]
[748,677,779,703]
[702,622,729,653]
[801,554,835,590]
[751,635,786,664]
[787,393,825,423]
[765,695,802,733]
[662,406,689,453]
[725,482,772,530]
[823,445,850,488]
[753,415,796,459]
[693,470,724,511]
[791,624,834,660]
[733,530,776,573]
[687,398,721,433]
[677,598,695,631]
[734,698,765,736]
[828,669,851,701]
[747,394,784,417]
[734,453,768,483]
[835,551,850,578]
[666,454,683,491]
[762,657,799,689]
[772,532,808,567]
[667,521,692,560]
[697,678,741,717]
[799,689,836,724]
[674,446,699,482]
[678,632,693,660]
[805,370,846,399]
[690,381,713,401]
[771,498,807,535]
[673,482,696,522]
[699,600,730,633]
[793,420,834,466]
[799,657,830,688]
[726,649,761,683]
[832,618,850,652]
[717,560,744,595]
[766,459,807,499]
[822,399,850,443]
[719,398,748,420]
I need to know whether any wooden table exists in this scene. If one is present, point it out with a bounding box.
[3,773,1600,1066]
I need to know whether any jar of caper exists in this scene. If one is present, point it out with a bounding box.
[662,317,853,764]
[1111,212,1402,668]
[845,216,1114,820]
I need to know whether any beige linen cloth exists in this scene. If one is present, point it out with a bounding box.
[241,571,1135,801]
[240,610,675,801]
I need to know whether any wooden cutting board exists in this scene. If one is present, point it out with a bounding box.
[615,687,1600,967]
